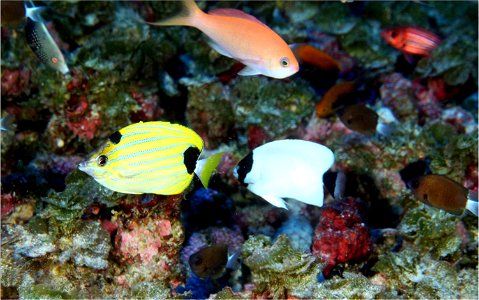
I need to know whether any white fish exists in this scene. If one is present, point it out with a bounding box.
[233,139,335,209]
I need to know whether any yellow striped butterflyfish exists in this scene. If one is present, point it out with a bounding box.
[78,121,222,195]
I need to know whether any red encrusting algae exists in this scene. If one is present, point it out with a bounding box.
[312,197,372,277]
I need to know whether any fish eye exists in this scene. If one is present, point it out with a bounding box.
[391,31,397,38]
[97,155,108,167]
[51,57,59,64]
[280,57,289,67]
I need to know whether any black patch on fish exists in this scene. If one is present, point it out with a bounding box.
[236,152,253,185]
[184,147,200,174]
[399,157,431,189]
[108,131,122,144]
[323,171,338,198]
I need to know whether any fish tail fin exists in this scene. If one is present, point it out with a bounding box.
[465,199,478,216]
[25,5,46,22]
[194,152,224,188]
[466,191,478,216]
[147,0,202,27]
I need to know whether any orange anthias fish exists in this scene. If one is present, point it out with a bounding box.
[290,44,341,72]
[148,0,299,79]
[315,81,356,118]
[381,26,441,56]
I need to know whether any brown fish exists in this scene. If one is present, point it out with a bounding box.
[189,244,240,279]
[339,104,378,135]
[1,1,25,27]
[316,81,356,118]
[411,174,478,216]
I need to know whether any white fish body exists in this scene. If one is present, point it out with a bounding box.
[234,139,335,209]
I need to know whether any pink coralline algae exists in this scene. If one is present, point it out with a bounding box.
[129,89,163,122]
[464,163,478,193]
[441,106,477,134]
[115,219,172,264]
[1,68,31,97]
[64,95,102,140]
[247,124,271,150]
[1,193,17,218]
[412,78,444,119]
[379,73,418,120]
[312,198,372,277]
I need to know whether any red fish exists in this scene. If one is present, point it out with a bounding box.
[381,26,441,56]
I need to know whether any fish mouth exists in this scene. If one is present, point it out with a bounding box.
[78,161,93,175]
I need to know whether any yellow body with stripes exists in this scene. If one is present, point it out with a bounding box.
[78,121,204,195]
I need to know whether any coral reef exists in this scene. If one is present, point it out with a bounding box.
[1,0,477,299]
[243,235,323,299]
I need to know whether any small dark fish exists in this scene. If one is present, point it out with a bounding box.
[339,104,378,135]
[411,174,478,216]
[188,244,240,279]
[24,2,69,74]
[1,1,26,26]
[316,81,356,118]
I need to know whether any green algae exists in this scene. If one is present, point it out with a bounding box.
[372,247,477,299]
[416,36,478,86]
[243,235,322,299]
[420,122,478,179]
[312,272,383,299]
[186,82,236,148]
[339,20,395,70]
[231,77,315,140]
[62,221,111,270]
[398,206,464,258]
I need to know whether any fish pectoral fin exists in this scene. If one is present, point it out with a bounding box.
[260,194,288,209]
[238,65,261,76]
[117,167,140,179]
[207,40,233,58]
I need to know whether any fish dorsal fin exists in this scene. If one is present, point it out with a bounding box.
[208,8,268,28]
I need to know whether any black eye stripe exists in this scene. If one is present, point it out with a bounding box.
[109,131,122,144]
[236,152,253,185]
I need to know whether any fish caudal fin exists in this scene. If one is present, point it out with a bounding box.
[466,191,478,216]
[25,6,46,22]
[465,200,478,217]
[194,152,224,188]
[147,0,201,27]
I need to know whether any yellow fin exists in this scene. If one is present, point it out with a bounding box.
[195,152,224,188]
